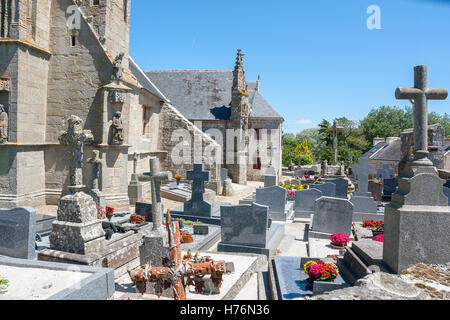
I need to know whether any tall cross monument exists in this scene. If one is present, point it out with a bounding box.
[58,115,94,193]
[329,120,344,165]
[383,65,450,274]
[395,65,448,168]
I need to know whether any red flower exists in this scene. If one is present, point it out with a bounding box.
[106,206,114,215]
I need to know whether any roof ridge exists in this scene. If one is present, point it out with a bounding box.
[144,70,233,73]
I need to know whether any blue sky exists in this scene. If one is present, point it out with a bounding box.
[129,0,450,134]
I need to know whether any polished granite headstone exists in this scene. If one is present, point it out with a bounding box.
[327,178,349,199]
[255,185,294,222]
[382,178,398,201]
[310,197,354,239]
[294,189,322,219]
[217,203,284,257]
[0,207,37,260]
[444,186,450,206]
[310,182,336,197]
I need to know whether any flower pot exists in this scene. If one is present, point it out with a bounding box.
[176,179,181,186]
[372,230,384,237]
[330,243,345,250]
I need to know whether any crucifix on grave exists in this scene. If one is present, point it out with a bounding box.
[58,115,94,193]
[183,164,214,217]
[129,211,234,300]
[377,164,395,180]
[139,158,173,236]
[352,156,376,196]
[395,65,448,168]
[329,120,344,165]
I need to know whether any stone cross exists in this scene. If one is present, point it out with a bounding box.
[352,157,376,195]
[377,164,395,180]
[87,150,102,190]
[329,120,344,165]
[187,164,211,203]
[58,115,94,192]
[133,152,138,174]
[395,65,448,166]
[140,158,173,235]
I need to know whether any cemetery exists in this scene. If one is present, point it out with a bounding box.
[0,0,449,306]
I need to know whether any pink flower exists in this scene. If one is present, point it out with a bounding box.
[373,234,384,242]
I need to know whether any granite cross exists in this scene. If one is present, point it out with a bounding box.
[396,65,448,166]
[352,157,376,195]
[188,164,211,203]
[329,120,344,165]
[377,164,395,180]
[58,115,94,193]
[140,158,173,235]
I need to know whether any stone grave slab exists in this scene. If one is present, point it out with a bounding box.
[239,193,256,205]
[310,182,336,197]
[368,181,383,202]
[273,256,349,300]
[351,195,384,221]
[310,197,354,239]
[327,178,349,199]
[294,189,322,220]
[217,203,285,257]
[264,174,278,188]
[160,184,215,202]
[36,214,56,238]
[255,185,294,222]
[135,202,164,222]
[0,207,36,260]
[0,255,114,300]
[113,252,267,300]
[382,178,398,201]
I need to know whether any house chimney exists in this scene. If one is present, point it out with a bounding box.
[373,136,386,146]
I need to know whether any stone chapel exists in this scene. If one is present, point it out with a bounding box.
[0,0,284,210]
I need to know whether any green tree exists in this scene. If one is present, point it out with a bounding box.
[293,139,314,165]
[360,106,413,144]
[282,133,298,166]
[295,128,326,161]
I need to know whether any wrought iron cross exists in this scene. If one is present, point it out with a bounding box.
[395,65,448,166]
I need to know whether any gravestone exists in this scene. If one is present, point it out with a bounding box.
[255,185,294,222]
[139,235,169,268]
[87,150,106,209]
[310,197,354,239]
[383,65,450,273]
[328,178,349,199]
[217,203,284,257]
[444,180,450,188]
[128,153,143,205]
[294,189,322,219]
[443,186,450,206]
[264,165,278,188]
[221,168,229,186]
[135,202,164,222]
[0,207,36,260]
[50,192,106,255]
[382,178,398,201]
[351,157,381,221]
[368,181,383,202]
[377,164,395,180]
[310,182,336,197]
[170,164,228,225]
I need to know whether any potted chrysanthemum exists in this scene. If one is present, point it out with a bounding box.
[0,273,9,293]
[329,233,350,249]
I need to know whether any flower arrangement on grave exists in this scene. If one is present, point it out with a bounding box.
[362,219,383,229]
[180,230,194,244]
[175,174,183,185]
[330,233,350,249]
[130,213,146,224]
[304,260,339,282]
[371,221,384,236]
[0,274,9,293]
[97,206,106,220]
[373,234,384,242]
[105,206,114,221]
[185,250,203,264]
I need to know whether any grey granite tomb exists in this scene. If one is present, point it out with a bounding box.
[351,157,382,221]
[255,185,294,222]
[310,197,354,239]
[309,182,336,197]
[382,178,398,201]
[383,65,450,273]
[0,207,37,260]
[444,186,450,206]
[170,164,229,225]
[294,189,322,220]
[217,203,285,257]
[327,178,349,199]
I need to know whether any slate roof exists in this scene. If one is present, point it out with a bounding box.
[361,142,388,159]
[129,58,170,102]
[371,139,402,161]
[144,70,283,121]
